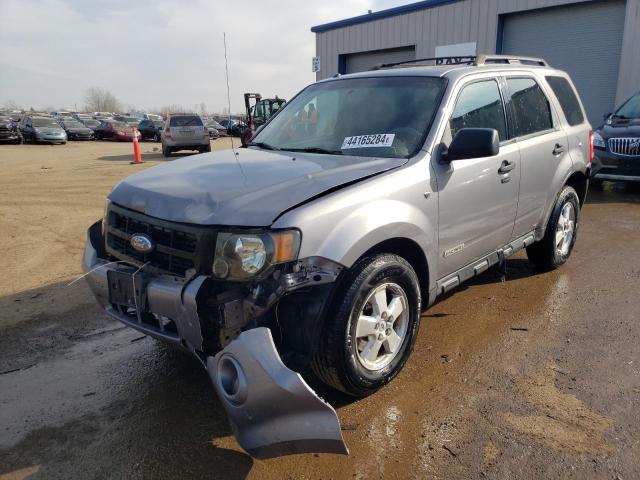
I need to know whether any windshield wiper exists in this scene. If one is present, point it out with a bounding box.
[611,114,628,119]
[247,141,280,151]
[285,147,343,155]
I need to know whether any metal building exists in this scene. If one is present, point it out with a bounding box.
[311,0,640,124]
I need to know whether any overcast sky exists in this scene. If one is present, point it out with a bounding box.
[0,0,406,114]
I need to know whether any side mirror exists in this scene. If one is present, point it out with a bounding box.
[603,112,611,120]
[444,128,499,162]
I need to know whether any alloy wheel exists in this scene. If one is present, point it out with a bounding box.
[353,282,409,371]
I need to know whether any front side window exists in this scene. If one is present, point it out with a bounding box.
[506,78,553,137]
[251,76,446,159]
[450,80,507,142]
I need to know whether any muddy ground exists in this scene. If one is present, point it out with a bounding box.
[0,140,639,479]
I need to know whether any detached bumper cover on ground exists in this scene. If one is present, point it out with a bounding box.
[82,222,348,458]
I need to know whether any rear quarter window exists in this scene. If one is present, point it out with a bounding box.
[545,76,584,126]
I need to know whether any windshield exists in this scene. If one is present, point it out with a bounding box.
[614,94,640,119]
[252,76,445,158]
[83,120,99,127]
[110,122,128,129]
[152,121,164,128]
[33,118,60,127]
[65,121,84,128]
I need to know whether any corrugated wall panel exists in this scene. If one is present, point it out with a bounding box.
[314,0,639,110]
[616,0,640,104]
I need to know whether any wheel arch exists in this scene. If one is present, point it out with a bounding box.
[357,237,430,307]
[565,170,588,206]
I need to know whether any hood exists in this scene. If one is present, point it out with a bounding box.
[597,118,640,138]
[67,127,92,133]
[108,147,406,226]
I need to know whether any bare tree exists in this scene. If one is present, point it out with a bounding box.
[84,87,120,113]
[2,99,19,110]
[199,102,207,118]
[158,104,187,114]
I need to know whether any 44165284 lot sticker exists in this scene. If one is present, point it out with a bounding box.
[341,133,395,150]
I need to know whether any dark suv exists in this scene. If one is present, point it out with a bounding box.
[592,91,640,185]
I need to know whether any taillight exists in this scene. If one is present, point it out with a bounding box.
[589,130,594,163]
[164,127,171,137]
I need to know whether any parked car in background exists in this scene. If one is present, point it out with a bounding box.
[94,120,140,142]
[59,119,95,140]
[161,113,210,156]
[592,91,640,186]
[219,118,245,136]
[113,115,139,127]
[73,113,93,122]
[19,116,67,144]
[92,112,113,118]
[205,120,223,139]
[80,119,101,132]
[137,119,164,141]
[0,115,23,144]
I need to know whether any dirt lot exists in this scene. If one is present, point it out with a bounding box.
[0,141,639,479]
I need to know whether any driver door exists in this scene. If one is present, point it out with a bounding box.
[433,78,520,277]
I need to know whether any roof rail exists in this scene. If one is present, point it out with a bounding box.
[371,56,477,70]
[370,54,548,71]
[475,54,548,66]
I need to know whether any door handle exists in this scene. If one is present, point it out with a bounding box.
[498,160,515,174]
[552,144,565,156]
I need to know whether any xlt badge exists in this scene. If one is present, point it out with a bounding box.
[444,243,464,257]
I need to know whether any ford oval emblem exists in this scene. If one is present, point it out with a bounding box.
[130,233,155,254]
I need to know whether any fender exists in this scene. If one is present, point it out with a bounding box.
[273,160,438,291]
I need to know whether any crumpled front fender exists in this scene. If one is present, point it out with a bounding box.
[207,328,348,459]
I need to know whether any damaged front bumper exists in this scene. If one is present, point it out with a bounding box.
[82,221,348,458]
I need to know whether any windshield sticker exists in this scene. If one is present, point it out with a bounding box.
[341,134,395,149]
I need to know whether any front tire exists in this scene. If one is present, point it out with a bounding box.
[311,254,421,397]
[526,185,580,270]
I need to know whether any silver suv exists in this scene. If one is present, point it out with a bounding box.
[83,55,591,458]
[161,113,211,156]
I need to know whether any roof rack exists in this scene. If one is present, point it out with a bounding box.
[371,54,548,70]
[476,54,548,66]
[371,56,476,70]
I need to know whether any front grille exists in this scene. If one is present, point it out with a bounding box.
[105,204,210,277]
[608,137,640,156]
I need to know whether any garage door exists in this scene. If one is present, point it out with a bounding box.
[343,46,415,74]
[501,0,625,125]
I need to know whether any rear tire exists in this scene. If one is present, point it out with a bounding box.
[162,144,172,157]
[311,254,421,397]
[526,186,580,270]
[203,143,211,153]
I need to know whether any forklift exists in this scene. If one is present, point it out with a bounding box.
[241,93,286,145]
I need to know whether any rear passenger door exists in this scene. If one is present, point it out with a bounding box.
[434,78,521,277]
[505,77,573,238]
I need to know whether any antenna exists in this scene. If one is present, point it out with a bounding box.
[223,32,237,155]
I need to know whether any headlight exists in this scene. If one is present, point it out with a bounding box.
[593,132,606,149]
[212,230,301,280]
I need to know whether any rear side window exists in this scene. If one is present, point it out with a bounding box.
[506,78,553,137]
[169,116,203,127]
[450,80,507,142]
[545,76,584,126]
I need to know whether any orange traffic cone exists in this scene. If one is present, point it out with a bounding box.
[131,126,143,164]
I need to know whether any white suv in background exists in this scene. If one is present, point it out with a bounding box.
[161,113,211,157]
